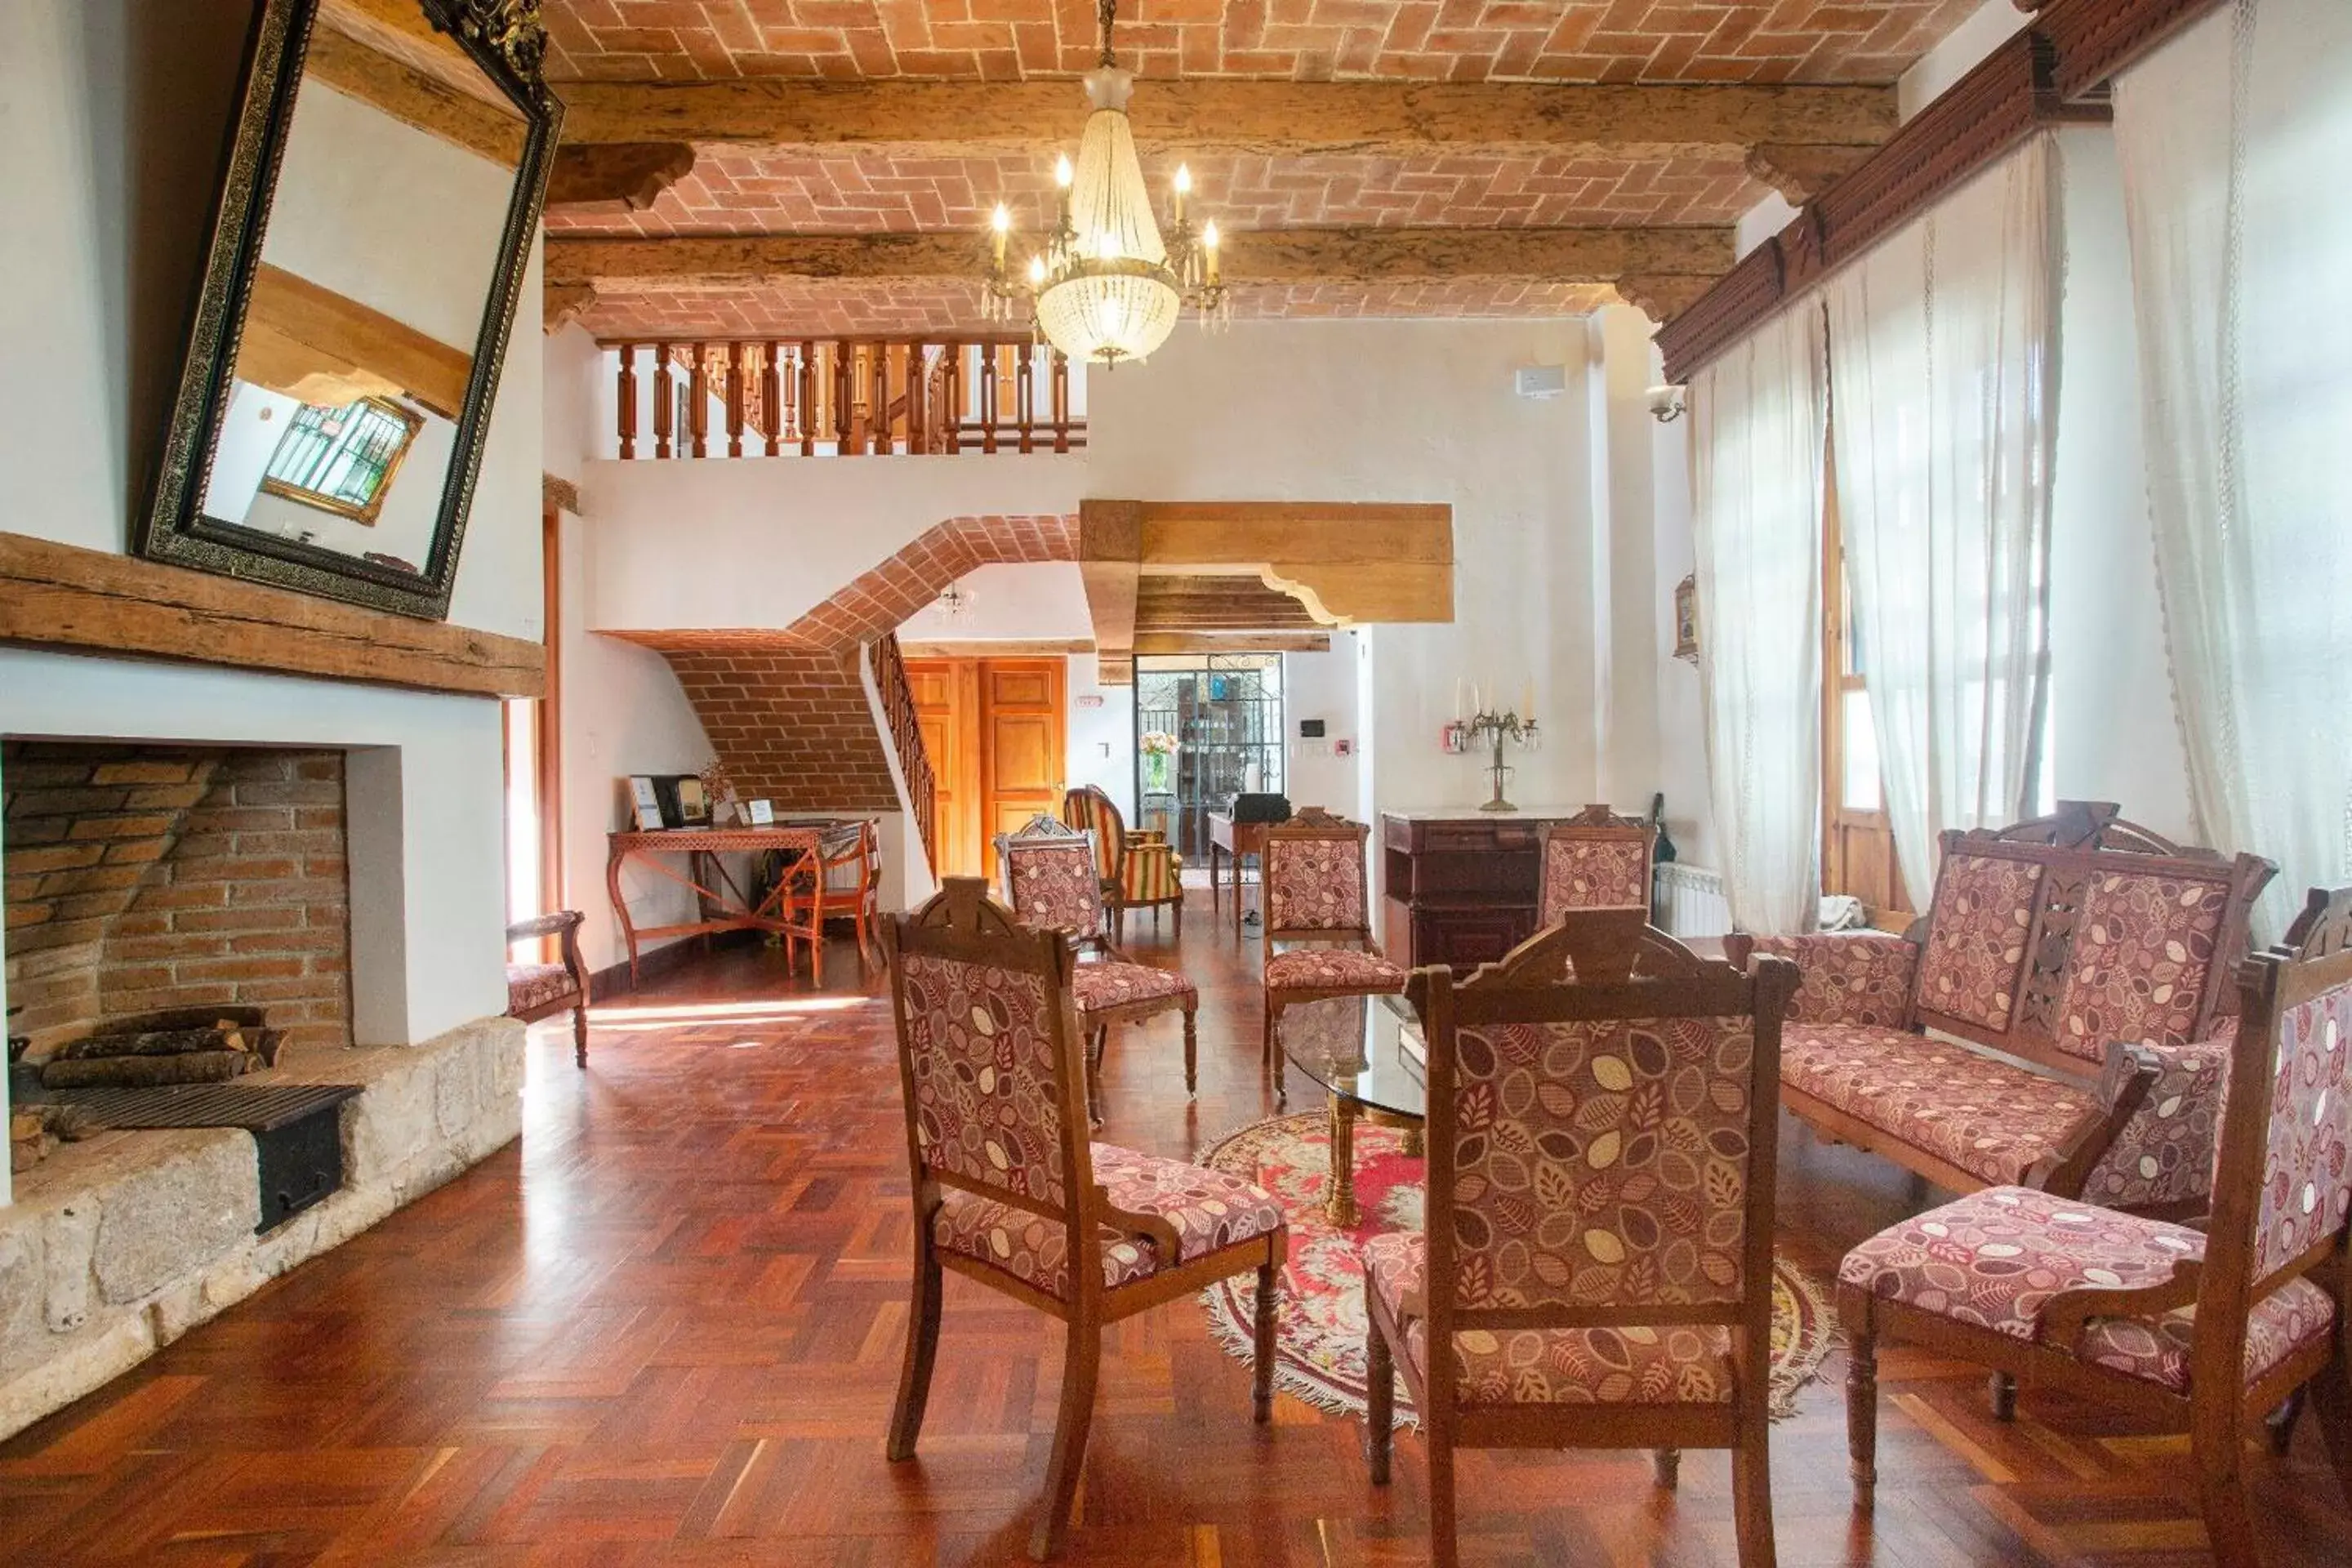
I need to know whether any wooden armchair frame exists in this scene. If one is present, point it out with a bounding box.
[883,879,1285,1560]
[1259,808,1405,1104]
[1062,784,1183,944]
[1369,910,1800,1568]
[1842,886,2352,1568]
[505,909,590,1067]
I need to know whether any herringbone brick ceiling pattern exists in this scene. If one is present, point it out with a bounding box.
[544,1,1980,85]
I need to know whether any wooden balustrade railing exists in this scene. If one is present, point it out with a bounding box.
[608,336,1082,459]
[869,633,938,874]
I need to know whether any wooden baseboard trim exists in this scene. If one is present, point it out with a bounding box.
[588,929,761,997]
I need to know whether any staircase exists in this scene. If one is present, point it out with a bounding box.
[869,633,937,874]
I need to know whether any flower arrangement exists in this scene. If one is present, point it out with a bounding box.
[1138,730,1180,756]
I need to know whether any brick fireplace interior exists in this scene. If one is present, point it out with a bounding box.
[3,741,352,1063]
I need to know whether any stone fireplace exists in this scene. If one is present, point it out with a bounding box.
[0,687,525,1442]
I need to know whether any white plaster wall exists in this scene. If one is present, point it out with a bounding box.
[581,456,1085,633]
[2047,127,2194,840]
[542,323,602,488]
[896,561,1092,644]
[1067,655,1138,822]
[1900,2,2033,122]
[1084,320,1605,833]
[1284,635,1362,815]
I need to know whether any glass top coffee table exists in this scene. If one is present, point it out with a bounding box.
[1278,991,1428,1226]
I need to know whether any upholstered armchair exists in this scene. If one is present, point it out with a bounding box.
[505,910,590,1067]
[1259,809,1405,1105]
[1062,784,1183,944]
[1535,804,1656,926]
[1364,910,1800,1568]
[998,815,1199,1121]
[882,879,1287,1560]
[1841,885,2352,1568]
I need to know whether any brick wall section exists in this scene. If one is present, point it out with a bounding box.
[544,1,1983,87]
[605,514,1076,814]
[2,744,352,1057]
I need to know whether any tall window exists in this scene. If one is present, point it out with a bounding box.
[261,397,421,523]
[1820,477,1910,918]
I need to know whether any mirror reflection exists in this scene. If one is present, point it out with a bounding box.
[197,0,523,574]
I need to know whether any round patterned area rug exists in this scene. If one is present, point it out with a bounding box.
[1199,1111,1838,1426]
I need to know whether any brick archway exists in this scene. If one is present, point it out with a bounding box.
[608,514,1078,813]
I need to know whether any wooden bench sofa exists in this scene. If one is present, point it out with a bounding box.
[1727,802,2274,1217]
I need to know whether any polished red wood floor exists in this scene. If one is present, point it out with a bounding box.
[4,888,2350,1565]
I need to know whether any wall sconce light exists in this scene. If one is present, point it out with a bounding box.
[1647,384,1687,424]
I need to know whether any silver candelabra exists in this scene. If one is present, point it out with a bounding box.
[1462,708,1539,813]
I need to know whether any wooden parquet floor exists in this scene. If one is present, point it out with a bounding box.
[5,887,2350,1566]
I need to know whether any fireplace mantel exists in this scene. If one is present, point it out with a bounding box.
[0,532,545,700]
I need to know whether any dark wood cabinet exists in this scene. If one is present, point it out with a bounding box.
[1379,809,1575,972]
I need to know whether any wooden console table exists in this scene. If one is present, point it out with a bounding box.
[1379,808,1619,972]
[605,822,866,986]
[1205,810,1274,938]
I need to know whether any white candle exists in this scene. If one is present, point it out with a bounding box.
[1521,678,1534,718]
[1454,678,1467,720]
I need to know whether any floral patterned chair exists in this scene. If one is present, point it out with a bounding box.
[1062,785,1183,945]
[882,878,1287,1561]
[1364,909,1800,1568]
[505,910,590,1068]
[997,814,1199,1121]
[1259,808,1407,1105]
[1535,804,1656,927]
[1726,803,2274,1219]
[1840,885,2352,1568]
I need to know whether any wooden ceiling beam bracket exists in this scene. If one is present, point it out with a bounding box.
[546,142,698,211]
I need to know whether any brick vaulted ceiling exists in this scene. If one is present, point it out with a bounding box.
[541,2,1984,336]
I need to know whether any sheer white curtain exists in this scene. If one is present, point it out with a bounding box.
[2116,0,2352,932]
[1691,304,1828,935]
[1824,138,2058,900]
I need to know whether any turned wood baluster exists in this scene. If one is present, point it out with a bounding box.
[943,341,963,455]
[873,342,892,456]
[724,342,746,457]
[800,341,818,457]
[762,341,782,457]
[834,341,855,454]
[1051,350,1071,453]
[1016,341,1035,453]
[617,343,639,460]
[981,343,1000,455]
[688,341,710,458]
[652,345,674,460]
[907,345,927,454]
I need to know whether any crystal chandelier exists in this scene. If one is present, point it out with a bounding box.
[981,0,1230,367]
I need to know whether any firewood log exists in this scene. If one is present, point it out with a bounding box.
[42,1050,255,1089]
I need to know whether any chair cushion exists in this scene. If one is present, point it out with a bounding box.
[1114,842,1184,903]
[1915,853,2044,1031]
[1071,960,1196,1014]
[505,962,576,1017]
[1363,1232,1735,1407]
[1781,1022,2100,1187]
[933,1143,1282,1300]
[2052,871,2231,1060]
[1265,947,1408,993]
[1840,1185,2336,1393]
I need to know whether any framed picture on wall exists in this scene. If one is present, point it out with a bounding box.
[1673,574,1699,663]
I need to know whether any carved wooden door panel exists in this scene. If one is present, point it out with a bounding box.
[977,660,1066,884]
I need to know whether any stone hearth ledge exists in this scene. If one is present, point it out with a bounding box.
[0,1015,525,1440]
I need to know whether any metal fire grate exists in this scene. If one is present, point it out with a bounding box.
[47,1082,363,1232]
[49,1082,360,1132]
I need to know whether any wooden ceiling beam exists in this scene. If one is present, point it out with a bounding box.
[1132,631,1332,655]
[1135,576,1326,633]
[545,227,1731,290]
[555,79,1895,157]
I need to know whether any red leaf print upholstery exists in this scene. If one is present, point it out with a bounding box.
[2078,1022,2236,1211]
[1915,853,2044,1031]
[898,951,1068,1209]
[1839,1185,2334,1392]
[2253,979,2352,1280]
[1004,835,1106,939]
[1745,933,1917,1029]
[1780,1023,2100,1187]
[933,1143,1283,1300]
[1537,837,1651,926]
[504,962,576,1016]
[1447,1014,1758,1312]
[1264,835,1369,933]
[2053,872,2231,1060]
[1264,947,1408,993]
[1364,1232,1735,1406]
[1070,960,1196,1014]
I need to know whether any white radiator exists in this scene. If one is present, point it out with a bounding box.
[1655,864,1731,938]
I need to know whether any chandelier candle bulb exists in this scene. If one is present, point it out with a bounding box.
[991,203,1009,266]
[1173,163,1190,224]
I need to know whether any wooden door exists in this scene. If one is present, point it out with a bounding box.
[1820,464,1912,922]
[977,660,1065,883]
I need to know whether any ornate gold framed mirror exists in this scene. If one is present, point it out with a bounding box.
[136,0,559,619]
